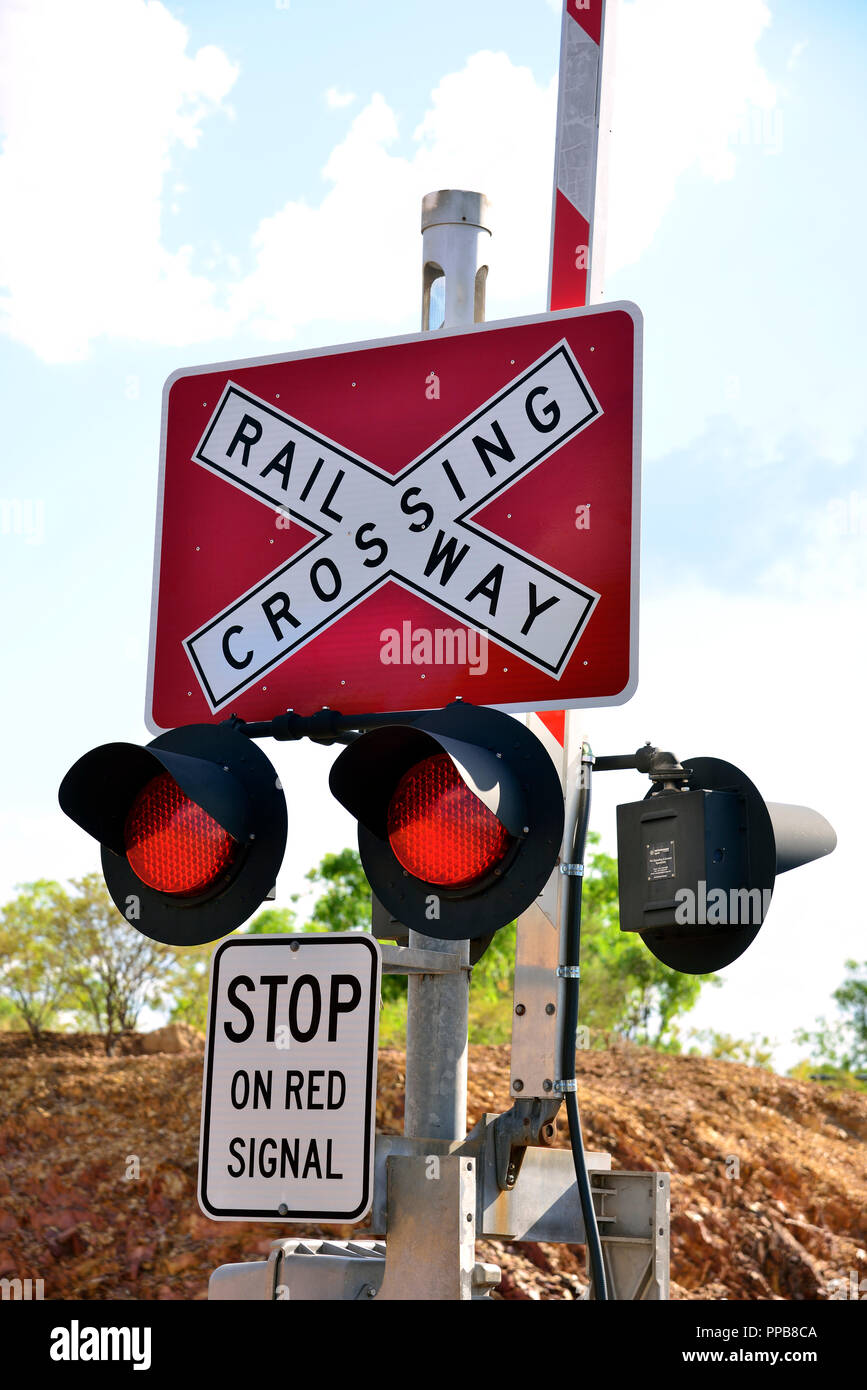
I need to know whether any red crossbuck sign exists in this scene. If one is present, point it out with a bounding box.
[147,305,640,730]
[190,344,599,709]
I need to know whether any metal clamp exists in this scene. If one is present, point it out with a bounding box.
[556,965,580,979]
[554,1078,578,1093]
[559,862,584,876]
[493,1097,563,1192]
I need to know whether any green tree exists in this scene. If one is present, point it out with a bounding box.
[831,960,867,1070]
[578,836,720,1048]
[165,910,301,1032]
[165,943,217,1033]
[575,838,632,1034]
[0,995,22,1031]
[247,906,300,934]
[462,835,720,1048]
[293,840,721,1048]
[301,849,522,1040]
[688,1029,775,1069]
[0,881,74,1037]
[794,959,867,1075]
[305,849,371,933]
[165,870,377,1034]
[465,919,517,1044]
[63,874,178,1053]
[305,849,407,1004]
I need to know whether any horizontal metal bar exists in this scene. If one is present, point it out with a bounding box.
[379,943,466,975]
[593,745,657,773]
[237,707,441,742]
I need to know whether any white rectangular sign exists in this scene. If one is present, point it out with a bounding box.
[198,934,381,1222]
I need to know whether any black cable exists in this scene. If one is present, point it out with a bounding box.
[559,746,608,1301]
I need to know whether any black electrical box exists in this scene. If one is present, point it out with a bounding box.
[616,788,752,933]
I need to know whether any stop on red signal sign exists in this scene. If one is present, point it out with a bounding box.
[146,303,641,730]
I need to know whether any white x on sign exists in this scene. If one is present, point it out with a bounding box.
[185,342,602,712]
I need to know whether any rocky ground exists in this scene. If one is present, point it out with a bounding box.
[0,1031,864,1301]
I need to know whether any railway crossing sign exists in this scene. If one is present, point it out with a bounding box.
[146,303,641,731]
[198,934,381,1223]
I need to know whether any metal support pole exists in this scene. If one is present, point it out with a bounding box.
[401,190,491,1146]
[404,935,470,1141]
[421,190,491,331]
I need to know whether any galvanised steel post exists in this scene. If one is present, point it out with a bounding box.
[420,189,491,331]
[403,190,491,1144]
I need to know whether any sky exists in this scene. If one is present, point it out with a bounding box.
[0,0,865,1068]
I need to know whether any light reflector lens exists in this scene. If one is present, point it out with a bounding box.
[124,772,237,896]
[387,752,513,887]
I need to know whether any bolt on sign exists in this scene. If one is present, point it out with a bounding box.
[147,304,641,729]
[198,935,381,1222]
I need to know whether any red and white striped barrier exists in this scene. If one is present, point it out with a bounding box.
[548,0,617,314]
[540,0,618,768]
[513,3,621,1097]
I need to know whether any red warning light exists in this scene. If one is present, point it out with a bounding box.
[124,772,238,896]
[387,753,513,888]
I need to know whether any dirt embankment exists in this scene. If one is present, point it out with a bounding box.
[0,1034,864,1300]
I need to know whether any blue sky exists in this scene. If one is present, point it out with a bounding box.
[0,0,864,1066]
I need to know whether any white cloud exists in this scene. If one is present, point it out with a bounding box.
[238,4,779,343]
[0,1,779,360]
[605,0,777,274]
[0,0,238,361]
[759,486,867,603]
[237,52,558,340]
[325,86,357,109]
[230,92,415,341]
[787,39,808,71]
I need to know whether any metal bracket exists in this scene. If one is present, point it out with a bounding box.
[510,894,560,1098]
[553,1078,578,1093]
[378,943,468,975]
[375,1154,489,1301]
[593,1172,671,1300]
[492,1096,563,1192]
[559,862,584,876]
[556,964,580,979]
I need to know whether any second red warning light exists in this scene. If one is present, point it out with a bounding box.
[329,702,564,941]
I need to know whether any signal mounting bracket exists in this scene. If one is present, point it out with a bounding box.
[492,1096,563,1192]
